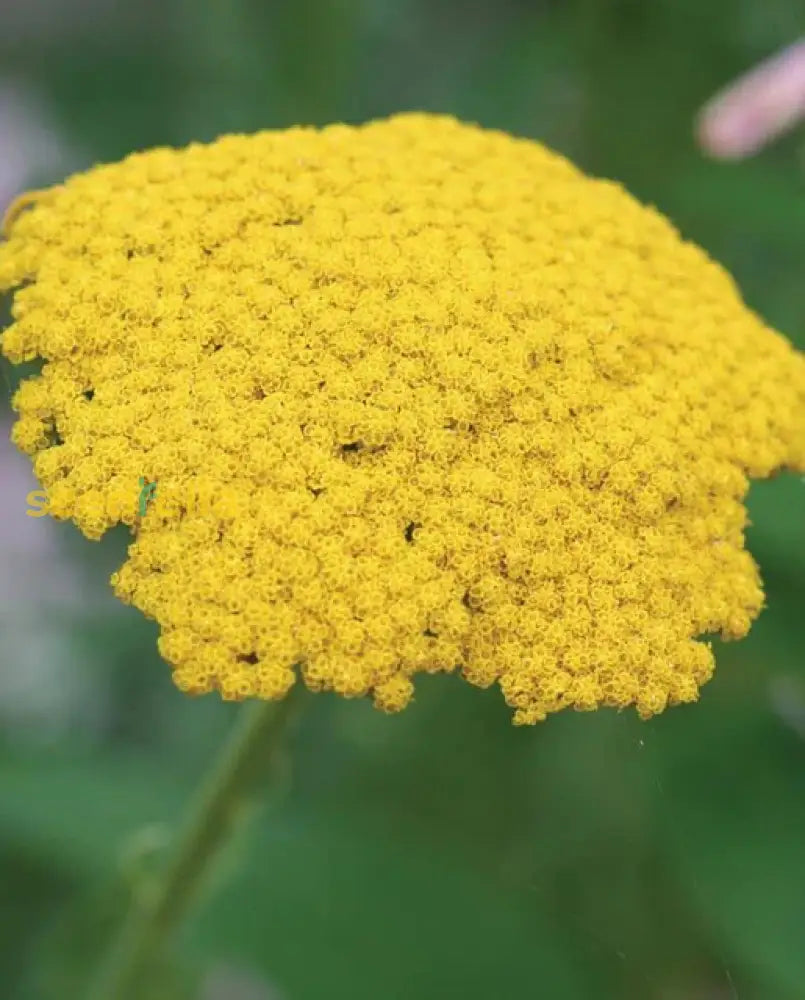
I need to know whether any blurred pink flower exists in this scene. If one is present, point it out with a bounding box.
[697,38,805,158]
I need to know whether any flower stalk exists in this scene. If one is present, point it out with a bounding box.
[85,684,306,1000]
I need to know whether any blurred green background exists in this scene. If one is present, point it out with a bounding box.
[1,1,805,998]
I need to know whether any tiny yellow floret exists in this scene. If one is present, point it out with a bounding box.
[2,113,804,723]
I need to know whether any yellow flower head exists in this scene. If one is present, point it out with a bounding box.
[2,112,804,723]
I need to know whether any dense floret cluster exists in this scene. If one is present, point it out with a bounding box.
[2,112,804,722]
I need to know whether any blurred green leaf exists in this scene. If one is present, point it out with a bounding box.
[188,802,596,1000]
[0,746,187,875]
[654,714,805,999]
[0,840,75,999]
[18,879,201,1000]
[669,160,805,249]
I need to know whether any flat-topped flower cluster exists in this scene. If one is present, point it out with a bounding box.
[2,112,805,723]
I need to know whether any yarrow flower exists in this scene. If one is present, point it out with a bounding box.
[1,112,804,723]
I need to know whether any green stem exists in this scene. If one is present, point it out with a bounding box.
[85,685,306,1000]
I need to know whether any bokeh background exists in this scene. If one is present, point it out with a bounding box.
[2,2,805,998]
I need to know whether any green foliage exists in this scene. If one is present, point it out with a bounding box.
[21,879,201,1000]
